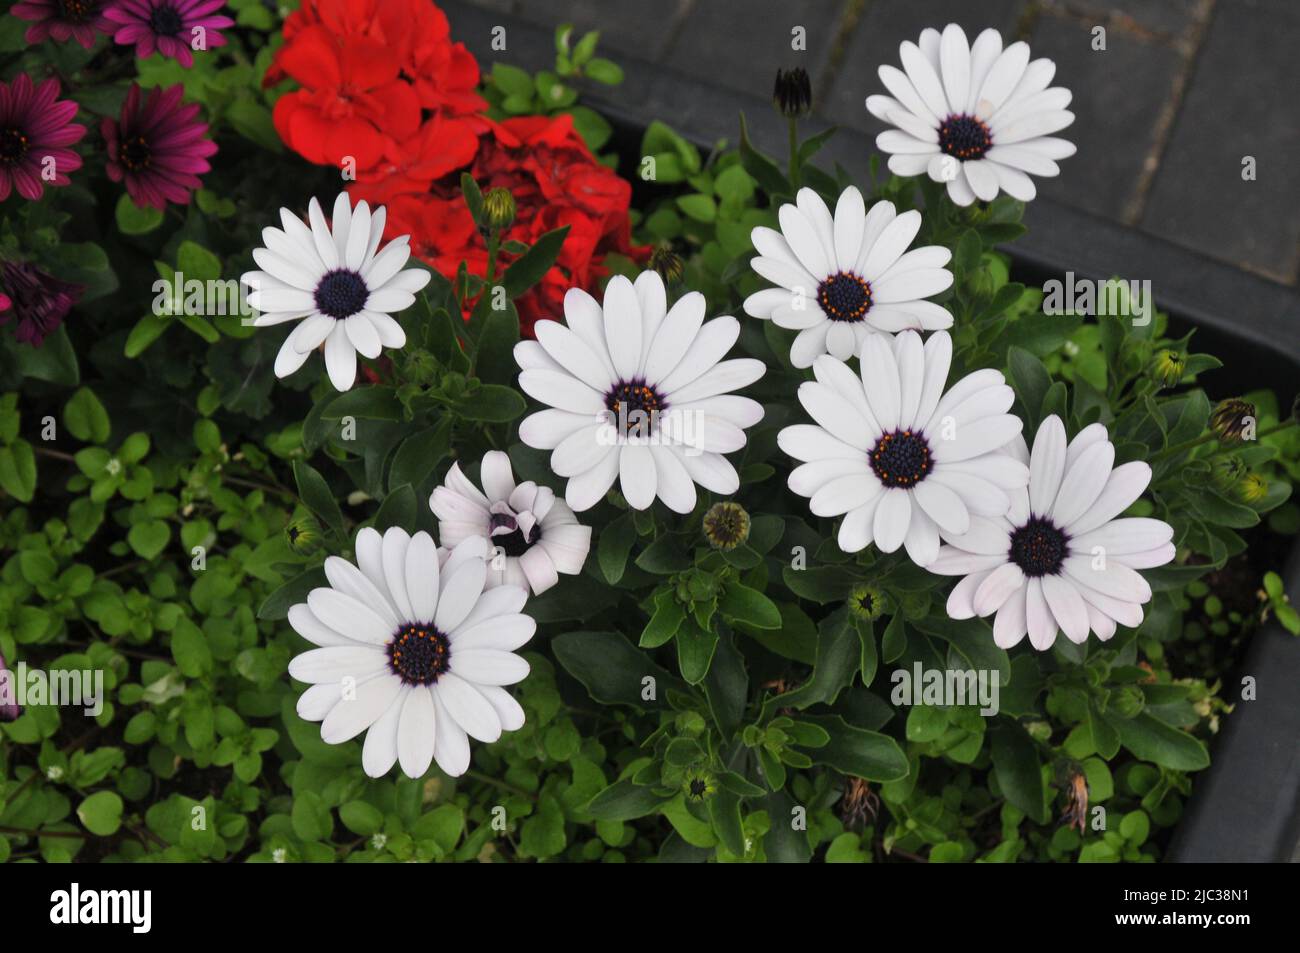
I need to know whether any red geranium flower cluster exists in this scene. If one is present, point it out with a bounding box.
[269,0,644,335]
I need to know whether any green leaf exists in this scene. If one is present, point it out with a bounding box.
[802,715,908,781]
[990,722,1048,823]
[1109,711,1210,771]
[339,800,384,836]
[77,791,123,836]
[718,582,781,629]
[115,193,163,235]
[553,630,685,709]
[293,460,345,537]
[502,226,570,297]
[1007,345,1052,430]
[675,620,718,684]
[177,240,221,282]
[64,388,110,443]
[597,513,637,584]
[127,519,170,560]
[0,440,36,502]
[586,779,669,821]
[453,384,526,423]
[258,566,328,621]
[640,591,685,648]
[291,790,333,841]
[170,618,212,677]
[474,302,521,386]
[372,484,417,532]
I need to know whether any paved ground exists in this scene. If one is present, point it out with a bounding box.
[447,0,1300,287]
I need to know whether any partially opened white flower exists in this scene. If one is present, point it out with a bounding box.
[744,186,953,368]
[516,269,765,514]
[287,527,532,779]
[930,415,1175,650]
[867,23,1076,205]
[430,450,592,595]
[242,193,431,391]
[778,330,1028,565]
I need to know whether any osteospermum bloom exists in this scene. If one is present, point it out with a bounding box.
[515,270,765,513]
[0,75,85,202]
[241,193,431,391]
[288,529,533,779]
[105,0,232,67]
[12,0,114,48]
[102,83,216,209]
[744,186,953,367]
[930,416,1175,649]
[867,23,1075,205]
[430,450,592,596]
[778,330,1028,565]
[0,260,83,347]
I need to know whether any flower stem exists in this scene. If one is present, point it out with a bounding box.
[787,117,800,192]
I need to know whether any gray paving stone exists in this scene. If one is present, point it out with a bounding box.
[1037,0,1202,38]
[819,0,1025,132]
[508,0,692,61]
[661,0,848,99]
[1026,11,1183,220]
[1141,0,1300,283]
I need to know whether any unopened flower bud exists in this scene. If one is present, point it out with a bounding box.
[1150,349,1185,389]
[649,245,684,285]
[1211,398,1256,442]
[1235,472,1268,504]
[773,67,812,119]
[703,501,750,551]
[483,187,515,230]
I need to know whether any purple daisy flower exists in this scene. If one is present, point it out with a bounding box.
[0,75,87,201]
[104,0,233,68]
[11,0,115,48]
[0,260,83,348]
[102,83,217,210]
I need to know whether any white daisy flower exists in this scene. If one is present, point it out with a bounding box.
[241,192,432,392]
[287,527,532,779]
[778,329,1028,565]
[515,269,765,514]
[430,450,592,596]
[744,186,954,368]
[930,415,1175,650]
[866,23,1076,205]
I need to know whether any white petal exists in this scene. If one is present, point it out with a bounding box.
[1028,414,1067,515]
[450,649,530,686]
[435,559,488,633]
[619,444,657,510]
[323,323,357,391]
[873,489,912,553]
[321,674,402,744]
[1042,573,1090,644]
[437,672,502,742]
[396,686,436,778]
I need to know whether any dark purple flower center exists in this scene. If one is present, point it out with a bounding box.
[817,271,872,322]
[119,135,152,171]
[387,623,451,686]
[490,512,540,557]
[0,128,30,165]
[939,114,992,161]
[1008,516,1069,577]
[149,3,184,36]
[314,269,368,319]
[57,0,98,22]
[606,379,665,438]
[869,429,932,488]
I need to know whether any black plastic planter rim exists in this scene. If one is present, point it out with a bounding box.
[441,0,1300,863]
